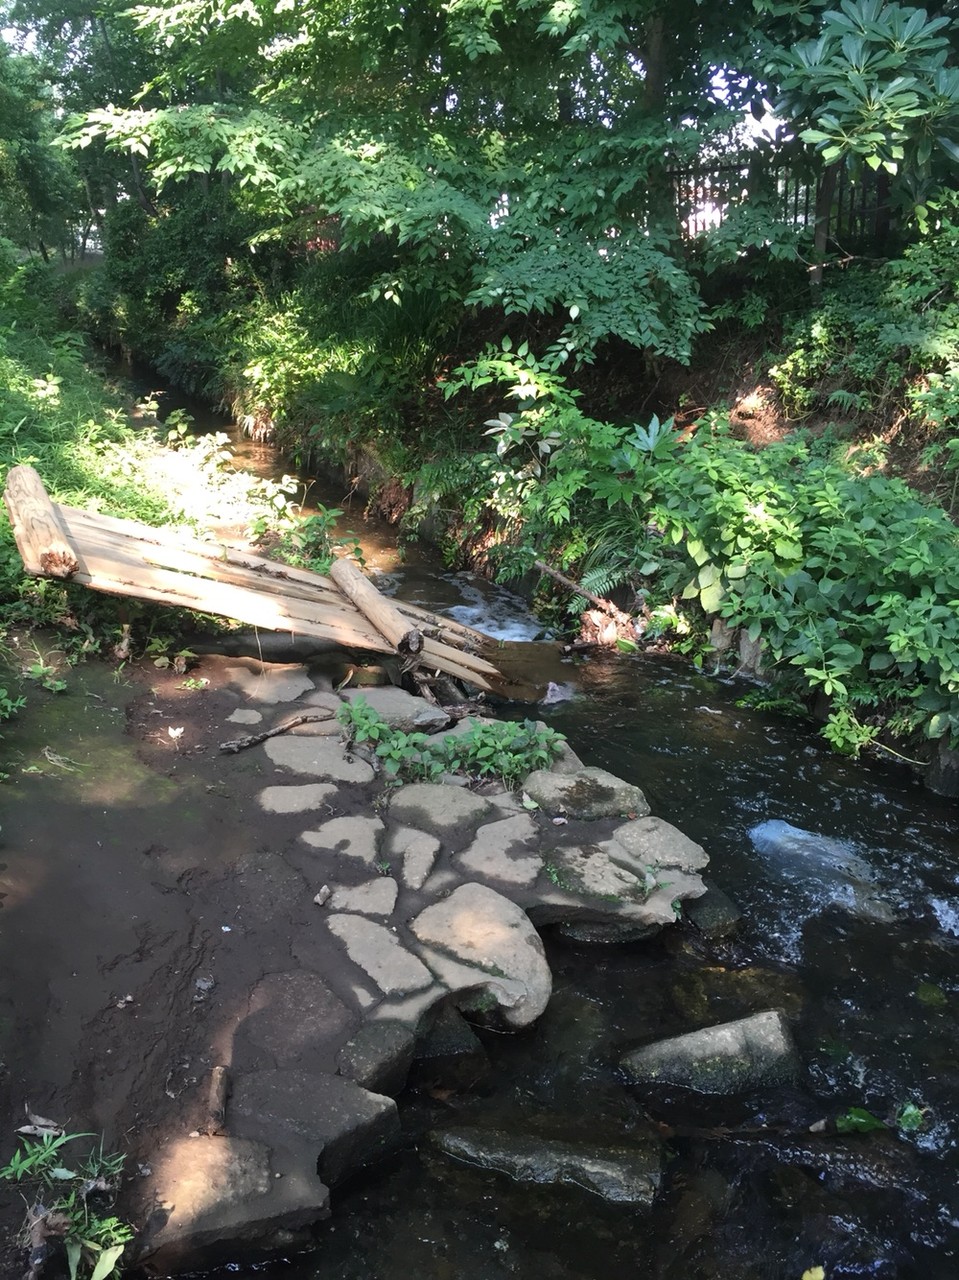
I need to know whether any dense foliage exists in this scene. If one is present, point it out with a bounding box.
[5,0,959,768]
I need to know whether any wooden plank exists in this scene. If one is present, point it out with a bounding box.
[329,556,423,658]
[3,465,79,578]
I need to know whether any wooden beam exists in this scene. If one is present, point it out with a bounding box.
[3,465,78,578]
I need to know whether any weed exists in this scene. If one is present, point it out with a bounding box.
[0,1130,134,1279]
[337,698,566,788]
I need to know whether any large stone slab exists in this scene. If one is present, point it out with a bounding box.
[341,687,450,733]
[222,662,316,704]
[414,941,531,1023]
[300,816,385,865]
[621,1010,801,1094]
[229,1069,400,1186]
[455,813,541,887]
[385,825,441,890]
[135,1135,328,1274]
[240,971,356,1069]
[256,783,339,814]
[410,883,551,1027]
[530,846,706,931]
[389,783,493,843]
[327,913,434,995]
[264,736,374,783]
[428,1128,661,1207]
[523,768,650,820]
[329,877,398,917]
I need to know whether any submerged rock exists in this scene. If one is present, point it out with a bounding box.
[429,1127,662,1206]
[748,819,893,924]
[684,880,743,937]
[622,1009,801,1094]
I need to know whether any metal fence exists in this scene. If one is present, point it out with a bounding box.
[670,160,890,248]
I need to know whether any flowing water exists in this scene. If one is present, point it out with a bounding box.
[124,370,959,1279]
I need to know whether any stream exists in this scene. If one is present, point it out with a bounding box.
[124,369,959,1278]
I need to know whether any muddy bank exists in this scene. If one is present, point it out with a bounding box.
[0,646,712,1276]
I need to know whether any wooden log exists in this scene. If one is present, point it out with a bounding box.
[3,465,78,578]
[329,556,424,659]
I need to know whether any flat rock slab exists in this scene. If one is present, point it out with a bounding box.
[621,1009,800,1094]
[429,1128,661,1207]
[410,883,551,1027]
[456,814,541,888]
[229,1069,400,1186]
[226,709,263,725]
[136,1135,328,1274]
[256,782,339,814]
[223,662,316,705]
[241,971,356,1070]
[341,687,450,733]
[264,736,374,783]
[523,768,650,820]
[328,913,434,995]
[300,816,385,864]
[414,941,530,1023]
[385,825,440,890]
[329,877,398,917]
[389,783,493,843]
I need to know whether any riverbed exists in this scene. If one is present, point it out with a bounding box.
[10,366,958,1279]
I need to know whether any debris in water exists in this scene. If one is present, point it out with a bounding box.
[314,885,332,906]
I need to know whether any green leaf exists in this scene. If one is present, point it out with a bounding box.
[835,1106,885,1134]
[896,1101,927,1132]
[90,1245,126,1280]
[699,580,725,614]
[65,1240,81,1280]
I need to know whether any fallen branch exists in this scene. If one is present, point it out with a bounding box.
[534,559,632,625]
[218,711,335,754]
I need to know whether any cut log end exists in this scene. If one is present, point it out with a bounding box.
[39,547,80,578]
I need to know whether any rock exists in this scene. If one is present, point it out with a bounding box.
[385,825,440,891]
[300,816,386,865]
[264,736,374,783]
[553,920,660,945]
[256,783,338,814]
[337,1019,416,1095]
[621,1010,801,1094]
[239,971,356,1071]
[134,1135,328,1274]
[414,941,530,1024]
[684,880,742,937]
[455,814,541,887]
[327,914,434,995]
[549,740,587,775]
[606,816,708,876]
[410,1003,491,1091]
[409,883,551,1028]
[329,877,398,918]
[389,783,494,844]
[428,1128,661,1207]
[748,819,893,923]
[226,709,263,725]
[221,661,316,705]
[523,768,650,820]
[341,687,450,733]
[229,1069,400,1186]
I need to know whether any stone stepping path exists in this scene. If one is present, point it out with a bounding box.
[137,674,709,1273]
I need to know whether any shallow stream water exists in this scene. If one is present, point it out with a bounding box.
[122,369,959,1280]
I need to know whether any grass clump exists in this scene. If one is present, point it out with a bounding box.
[337,696,565,787]
[0,1129,133,1279]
